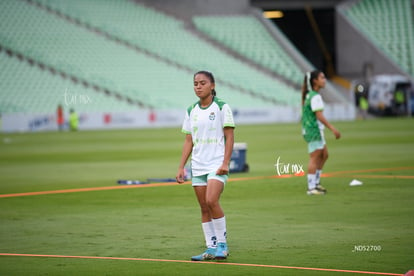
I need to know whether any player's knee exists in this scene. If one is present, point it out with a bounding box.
[199,203,210,214]
[206,199,219,210]
[323,151,329,161]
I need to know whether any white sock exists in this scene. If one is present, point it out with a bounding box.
[202,221,216,248]
[315,170,322,185]
[212,217,227,244]
[307,174,316,190]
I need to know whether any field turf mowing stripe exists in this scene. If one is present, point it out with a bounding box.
[0,166,413,198]
[335,175,414,179]
[322,167,414,176]
[0,253,404,275]
[0,182,184,198]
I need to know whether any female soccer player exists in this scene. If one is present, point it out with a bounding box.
[301,70,341,195]
[176,71,235,261]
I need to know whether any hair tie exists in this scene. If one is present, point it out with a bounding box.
[306,72,312,91]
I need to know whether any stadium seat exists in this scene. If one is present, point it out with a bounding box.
[0,51,139,113]
[193,15,303,85]
[343,0,414,77]
[0,0,302,114]
[28,0,301,106]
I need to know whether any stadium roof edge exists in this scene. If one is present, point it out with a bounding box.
[251,0,344,10]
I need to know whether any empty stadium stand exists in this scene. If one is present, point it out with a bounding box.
[31,0,302,104]
[193,15,304,85]
[342,0,414,77]
[0,50,138,113]
[3,0,375,119]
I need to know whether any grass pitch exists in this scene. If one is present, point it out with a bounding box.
[0,118,413,275]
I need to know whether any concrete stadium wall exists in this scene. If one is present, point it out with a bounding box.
[1,104,356,133]
[137,0,250,18]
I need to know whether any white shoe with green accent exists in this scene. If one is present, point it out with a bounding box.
[307,188,326,195]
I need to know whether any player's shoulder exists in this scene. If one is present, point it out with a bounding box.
[213,97,229,110]
[307,91,322,103]
[308,90,320,98]
[310,93,323,103]
[186,101,199,115]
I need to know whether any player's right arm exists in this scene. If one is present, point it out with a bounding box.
[176,134,193,183]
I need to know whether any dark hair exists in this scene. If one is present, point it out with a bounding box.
[194,70,217,96]
[302,70,322,105]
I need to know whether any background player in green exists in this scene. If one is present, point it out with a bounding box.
[176,71,235,261]
[301,70,341,195]
[69,108,79,131]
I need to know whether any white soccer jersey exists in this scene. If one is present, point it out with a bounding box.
[182,97,235,176]
[310,93,325,130]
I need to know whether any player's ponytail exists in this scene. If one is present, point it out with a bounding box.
[302,70,322,105]
[302,72,310,106]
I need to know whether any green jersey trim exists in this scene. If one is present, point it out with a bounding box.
[186,102,198,116]
[186,97,226,116]
[213,97,226,110]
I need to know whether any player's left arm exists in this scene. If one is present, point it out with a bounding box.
[216,127,234,175]
[315,111,341,139]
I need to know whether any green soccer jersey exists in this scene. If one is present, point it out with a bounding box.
[301,91,324,142]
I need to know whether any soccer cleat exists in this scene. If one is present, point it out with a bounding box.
[307,188,326,195]
[214,242,229,260]
[191,247,216,261]
[316,184,327,193]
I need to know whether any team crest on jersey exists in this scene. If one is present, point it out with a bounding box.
[209,112,215,120]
